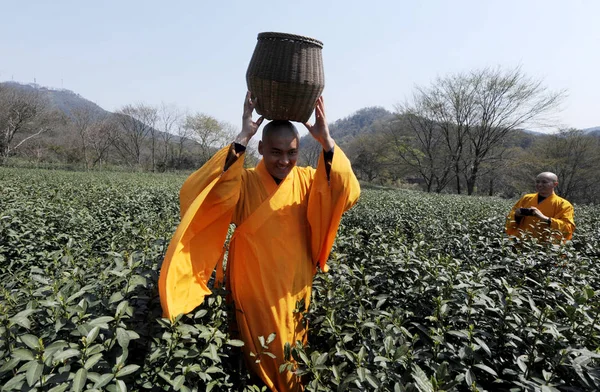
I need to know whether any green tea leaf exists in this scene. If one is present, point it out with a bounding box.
[116,328,130,349]
[0,357,21,373]
[226,339,245,347]
[26,360,43,387]
[116,379,127,392]
[2,373,26,391]
[86,326,100,345]
[84,353,103,370]
[88,316,114,329]
[172,374,185,390]
[115,364,140,378]
[19,334,40,350]
[53,349,80,362]
[47,384,69,392]
[473,363,497,377]
[411,364,433,392]
[73,368,88,392]
[12,349,35,361]
[93,373,114,388]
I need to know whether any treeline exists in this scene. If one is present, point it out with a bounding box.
[339,124,600,204]
[2,67,600,204]
[0,83,259,172]
[303,67,600,204]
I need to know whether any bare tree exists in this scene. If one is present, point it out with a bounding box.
[157,103,180,171]
[463,68,564,194]
[144,106,159,171]
[71,107,104,170]
[0,84,48,164]
[113,103,156,167]
[532,129,599,202]
[399,67,565,195]
[299,137,322,168]
[388,109,454,193]
[397,72,481,193]
[174,120,193,169]
[220,121,239,145]
[88,117,118,168]
[243,145,261,168]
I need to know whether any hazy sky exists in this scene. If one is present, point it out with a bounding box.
[1,0,598,133]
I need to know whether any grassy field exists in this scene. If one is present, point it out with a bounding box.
[1,167,599,391]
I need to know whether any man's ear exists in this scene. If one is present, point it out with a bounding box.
[258,140,263,156]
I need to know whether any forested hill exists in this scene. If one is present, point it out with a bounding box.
[328,106,395,144]
[2,81,110,120]
[582,126,600,136]
[300,106,395,148]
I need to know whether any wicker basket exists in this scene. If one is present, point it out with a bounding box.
[246,32,325,123]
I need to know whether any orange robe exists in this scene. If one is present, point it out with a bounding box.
[159,144,360,391]
[505,192,575,242]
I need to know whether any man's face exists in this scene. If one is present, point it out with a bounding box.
[258,129,299,180]
[535,175,557,196]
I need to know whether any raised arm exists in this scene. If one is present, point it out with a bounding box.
[303,96,335,152]
[159,94,264,318]
[223,92,264,171]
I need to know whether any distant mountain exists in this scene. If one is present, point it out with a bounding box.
[329,106,394,143]
[521,129,546,136]
[298,106,393,151]
[496,127,600,137]
[582,126,600,135]
[1,81,111,120]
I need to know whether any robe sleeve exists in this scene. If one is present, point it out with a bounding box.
[550,199,575,240]
[505,198,524,237]
[308,143,361,272]
[159,145,244,319]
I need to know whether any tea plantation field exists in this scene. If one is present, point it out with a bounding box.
[1,167,599,391]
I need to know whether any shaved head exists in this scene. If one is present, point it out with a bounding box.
[262,120,299,142]
[537,172,558,183]
[258,120,300,180]
[535,172,559,197]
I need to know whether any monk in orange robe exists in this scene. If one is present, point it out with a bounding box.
[505,172,575,242]
[159,93,360,391]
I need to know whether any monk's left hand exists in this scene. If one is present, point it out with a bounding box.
[304,96,335,151]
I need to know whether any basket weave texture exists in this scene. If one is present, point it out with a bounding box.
[246,32,325,123]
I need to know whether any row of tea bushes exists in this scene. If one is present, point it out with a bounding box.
[299,191,599,391]
[1,168,598,391]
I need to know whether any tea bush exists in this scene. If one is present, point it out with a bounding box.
[1,168,598,391]
[301,192,599,391]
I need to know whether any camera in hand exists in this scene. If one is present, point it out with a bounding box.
[519,207,535,216]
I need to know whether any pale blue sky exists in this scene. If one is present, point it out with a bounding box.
[1,0,598,132]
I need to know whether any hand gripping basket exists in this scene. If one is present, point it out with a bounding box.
[246,32,325,123]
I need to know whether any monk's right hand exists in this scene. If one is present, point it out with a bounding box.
[237,91,264,146]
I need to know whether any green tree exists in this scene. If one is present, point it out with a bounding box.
[184,113,231,165]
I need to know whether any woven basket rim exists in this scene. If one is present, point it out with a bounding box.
[257,32,323,48]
